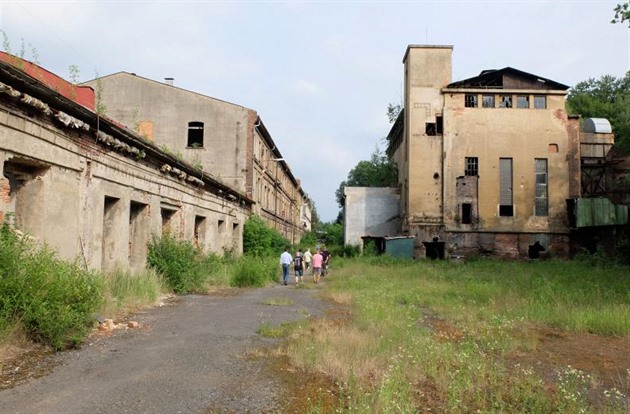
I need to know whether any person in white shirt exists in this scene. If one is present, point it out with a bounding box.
[303,248,312,274]
[280,247,292,285]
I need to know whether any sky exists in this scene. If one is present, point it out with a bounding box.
[1,1,628,222]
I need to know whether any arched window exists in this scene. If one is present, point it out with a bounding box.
[187,121,204,147]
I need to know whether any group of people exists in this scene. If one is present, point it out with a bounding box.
[279,246,331,285]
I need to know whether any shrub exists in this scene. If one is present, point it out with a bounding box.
[147,233,205,293]
[243,215,287,257]
[230,256,278,287]
[0,224,103,350]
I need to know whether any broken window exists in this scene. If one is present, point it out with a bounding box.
[425,122,436,136]
[499,95,513,108]
[187,121,204,148]
[534,95,547,109]
[465,157,478,176]
[482,95,495,108]
[535,159,548,216]
[461,203,472,224]
[465,94,478,108]
[517,95,529,109]
[499,158,513,217]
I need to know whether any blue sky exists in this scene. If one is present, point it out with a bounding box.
[1,1,628,222]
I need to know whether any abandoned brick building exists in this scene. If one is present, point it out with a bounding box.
[82,72,310,244]
[386,45,627,258]
[0,52,291,271]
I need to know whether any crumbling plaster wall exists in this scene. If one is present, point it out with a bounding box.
[0,105,247,271]
[83,74,250,194]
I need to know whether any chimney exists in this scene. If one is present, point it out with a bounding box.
[164,77,174,86]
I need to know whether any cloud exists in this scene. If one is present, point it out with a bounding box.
[287,79,325,99]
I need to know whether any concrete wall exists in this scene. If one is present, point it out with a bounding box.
[0,88,247,272]
[84,74,249,194]
[396,45,579,258]
[84,74,308,245]
[343,187,401,247]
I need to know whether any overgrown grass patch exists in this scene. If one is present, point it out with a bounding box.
[0,224,103,350]
[257,320,301,338]
[230,256,278,287]
[283,257,630,413]
[263,296,295,306]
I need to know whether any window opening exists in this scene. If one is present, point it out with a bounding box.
[436,116,443,134]
[499,158,513,216]
[425,122,436,136]
[194,215,206,247]
[482,95,495,108]
[464,94,478,108]
[103,196,121,270]
[129,201,149,268]
[499,95,513,108]
[535,158,548,216]
[534,95,547,109]
[465,157,478,176]
[517,95,529,109]
[160,207,176,233]
[187,121,204,148]
[461,203,472,224]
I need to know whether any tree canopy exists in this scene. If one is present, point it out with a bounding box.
[566,72,630,152]
[612,2,630,25]
[335,146,397,209]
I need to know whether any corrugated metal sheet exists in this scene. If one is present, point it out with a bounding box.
[384,237,414,259]
[574,198,628,227]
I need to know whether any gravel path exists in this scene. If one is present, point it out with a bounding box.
[0,284,330,414]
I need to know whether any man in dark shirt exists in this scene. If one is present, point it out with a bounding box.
[321,246,331,276]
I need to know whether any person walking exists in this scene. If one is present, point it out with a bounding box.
[280,247,292,286]
[303,248,312,274]
[321,246,331,277]
[293,249,304,285]
[312,249,323,284]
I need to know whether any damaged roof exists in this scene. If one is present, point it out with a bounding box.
[447,67,570,90]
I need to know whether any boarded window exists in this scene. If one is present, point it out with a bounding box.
[465,157,478,176]
[534,96,547,109]
[482,95,495,108]
[517,95,529,108]
[535,159,548,216]
[187,121,204,147]
[465,94,478,108]
[499,158,513,216]
[499,95,513,108]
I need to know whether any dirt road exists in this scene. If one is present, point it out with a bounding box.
[0,284,329,414]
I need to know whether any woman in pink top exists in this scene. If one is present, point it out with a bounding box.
[312,249,323,284]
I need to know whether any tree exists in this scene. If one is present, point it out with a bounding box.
[566,72,630,152]
[612,2,630,25]
[335,146,397,209]
[386,102,402,124]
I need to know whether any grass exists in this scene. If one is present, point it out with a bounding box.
[282,257,630,413]
[263,296,295,306]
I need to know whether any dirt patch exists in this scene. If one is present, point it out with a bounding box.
[0,344,57,390]
[509,326,630,407]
